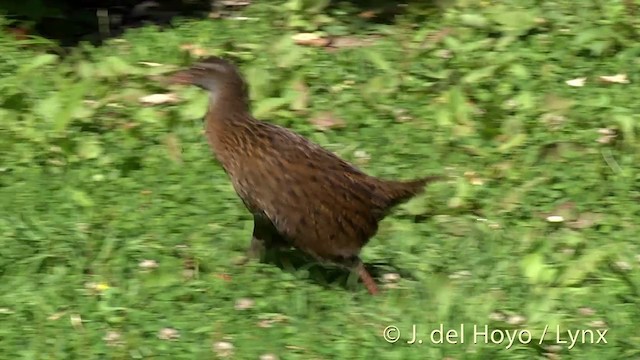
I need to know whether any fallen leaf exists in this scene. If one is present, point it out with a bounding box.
[506,314,526,325]
[328,36,379,49]
[567,212,601,229]
[449,270,472,279]
[424,28,454,47]
[216,273,232,281]
[578,307,596,316]
[615,261,632,271]
[309,112,346,131]
[139,259,159,269]
[540,113,567,130]
[158,327,180,340]
[565,77,586,87]
[464,171,485,185]
[598,128,616,136]
[546,215,565,223]
[48,311,66,320]
[392,108,414,123]
[259,354,279,360]
[139,93,178,105]
[179,44,209,57]
[560,248,575,255]
[589,320,607,328]
[285,345,306,351]
[234,298,255,310]
[353,150,370,165]
[104,331,123,346]
[598,74,629,84]
[358,10,378,19]
[213,341,235,357]
[292,33,330,47]
[220,0,251,5]
[7,26,29,40]
[382,273,400,283]
[138,61,163,67]
[489,312,506,321]
[70,314,83,330]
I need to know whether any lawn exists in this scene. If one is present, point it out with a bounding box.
[1,1,639,359]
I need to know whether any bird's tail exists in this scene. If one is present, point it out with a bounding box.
[382,175,446,209]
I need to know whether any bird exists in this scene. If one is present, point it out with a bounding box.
[167,55,444,295]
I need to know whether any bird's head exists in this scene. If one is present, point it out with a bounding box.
[168,56,248,98]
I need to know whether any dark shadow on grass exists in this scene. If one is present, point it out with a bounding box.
[254,247,416,294]
[3,0,449,48]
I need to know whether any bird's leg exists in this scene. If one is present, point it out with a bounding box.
[247,234,267,261]
[350,256,379,295]
[342,256,379,295]
[241,214,289,265]
[354,258,379,295]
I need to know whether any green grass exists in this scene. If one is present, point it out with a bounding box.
[1,1,639,359]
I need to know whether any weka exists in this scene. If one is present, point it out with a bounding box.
[168,56,443,295]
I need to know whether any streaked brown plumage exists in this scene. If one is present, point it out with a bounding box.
[168,56,443,295]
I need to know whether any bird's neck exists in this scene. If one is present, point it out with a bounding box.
[203,82,255,160]
[207,80,251,122]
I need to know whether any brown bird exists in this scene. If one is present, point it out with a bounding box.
[168,56,443,295]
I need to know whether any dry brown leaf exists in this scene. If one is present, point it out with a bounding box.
[578,307,596,316]
[598,74,629,84]
[220,0,251,5]
[139,93,179,105]
[103,331,123,346]
[7,26,29,40]
[464,170,485,185]
[139,259,159,269]
[158,328,180,340]
[234,298,255,310]
[567,212,601,229]
[358,10,378,19]
[70,314,83,330]
[259,354,279,360]
[179,44,209,57]
[541,201,577,223]
[213,341,235,357]
[292,33,330,47]
[490,161,512,178]
[138,61,163,67]
[393,108,413,123]
[353,150,370,165]
[565,77,587,87]
[328,36,379,49]
[216,273,232,281]
[382,273,401,283]
[309,112,346,131]
[597,128,617,144]
[48,311,66,321]
[424,28,454,47]
[540,113,567,130]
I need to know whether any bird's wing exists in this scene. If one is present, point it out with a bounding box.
[237,121,387,259]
